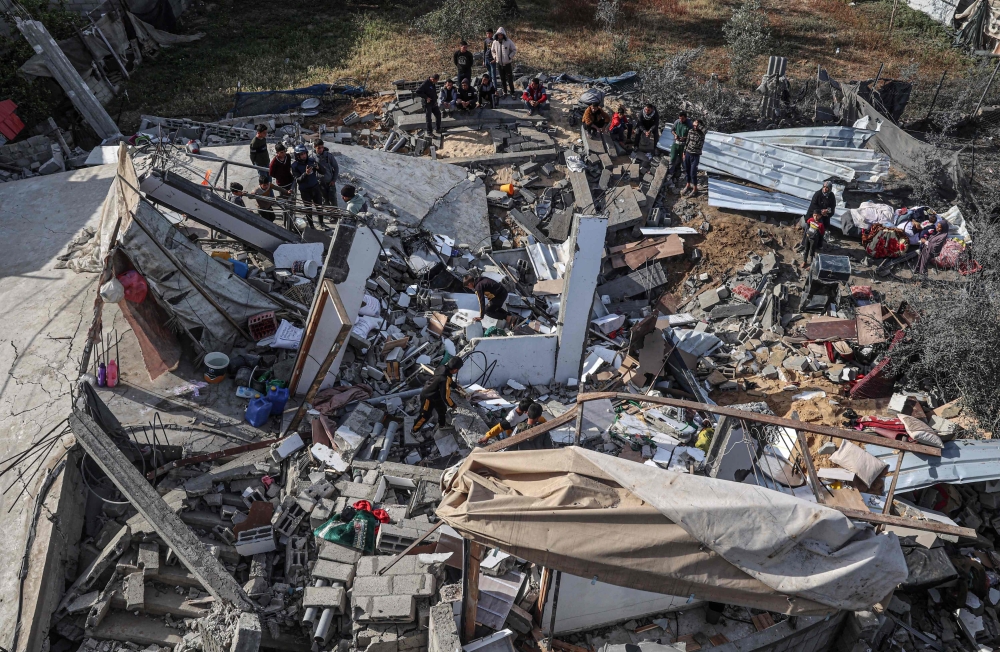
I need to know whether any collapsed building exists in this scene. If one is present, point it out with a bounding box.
[0,54,996,652]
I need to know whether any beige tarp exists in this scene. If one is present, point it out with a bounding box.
[437,447,907,615]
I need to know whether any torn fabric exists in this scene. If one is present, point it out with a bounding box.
[437,447,907,615]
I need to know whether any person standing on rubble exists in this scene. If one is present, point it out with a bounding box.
[483,30,498,89]
[805,180,837,238]
[250,174,279,223]
[635,103,660,156]
[681,118,705,198]
[801,211,825,268]
[522,78,548,115]
[478,73,498,109]
[667,111,691,183]
[456,78,478,112]
[491,27,517,97]
[464,274,516,330]
[269,143,294,196]
[454,40,475,87]
[291,144,325,229]
[412,356,465,432]
[249,124,270,169]
[415,73,442,136]
[313,139,339,206]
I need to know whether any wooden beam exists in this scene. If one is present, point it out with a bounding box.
[834,507,976,539]
[483,407,578,452]
[576,392,942,457]
[883,450,906,515]
[461,540,483,643]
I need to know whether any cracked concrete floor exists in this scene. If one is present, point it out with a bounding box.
[0,164,117,647]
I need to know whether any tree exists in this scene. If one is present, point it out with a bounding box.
[722,0,771,88]
[417,0,516,42]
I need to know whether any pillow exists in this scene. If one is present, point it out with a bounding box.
[899,414,944,448]
[829,441,888,488]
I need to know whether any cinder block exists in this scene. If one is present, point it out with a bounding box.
[353,595,416,623]
[303,586,347,612]
[311,559,356,585]
[391,574,435,598]
[335,481,378,501]
[353,575,393,597]
[123,571,145,611]
[356,555,424,577]
[319,541,363,565]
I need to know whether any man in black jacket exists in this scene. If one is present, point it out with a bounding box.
[415,73,442,136]
[454,41,474,87]
[456,78,477,112]
[412,357,464,432]
[464,274,515,329]
[249,124,269,168]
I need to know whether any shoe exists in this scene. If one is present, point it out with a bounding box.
[689,190,699,198]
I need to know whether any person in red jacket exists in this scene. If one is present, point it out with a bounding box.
[608,105,632,144]
[802,210,825,268]
[268,143,294,195]
[522,78,548,115]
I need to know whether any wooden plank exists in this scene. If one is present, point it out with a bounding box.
[576,392,943,457]
[823,487,869,511]
[833,507,977,538]
[805,318,858,341]
[462,540,483,643]
[483,407,578,452]
[531,279,564,296]
[856,303,886,346]
[623,235,683,270]
[752,613,776,631]
[882,450,906,516]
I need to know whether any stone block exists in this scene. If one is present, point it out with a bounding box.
[782,356,809,372]
[123,571,145,611]
[231,613,262,652]
[698,288,722,310]
[429,602,461,652]
[356,555,425,577]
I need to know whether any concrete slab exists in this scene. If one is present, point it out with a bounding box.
[394,108,545,131]
[185,145,491,248]
[455,335,557,389]
[605,184,644,232]
[0,165,116,650]
[555,216,609,384]
[441,149,559,167]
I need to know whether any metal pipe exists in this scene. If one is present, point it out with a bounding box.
[378,421,400,462]
[302,579,329,624]
[362,389,423,406]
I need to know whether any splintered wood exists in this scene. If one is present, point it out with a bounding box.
[608,235,685,270]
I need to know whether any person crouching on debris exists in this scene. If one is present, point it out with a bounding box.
[635,103,660,156]
[341,184,366,215]
[251,174,278,223]
[456,78,478,112]
[522,78,548,115]
[479,418,513,445]
[478,74,498,109]
[801,210,825,268]
[413,356,465,432]
[439,79,459,114]
[229,182,246,208]
[582,102,610,136]
[249,124,270,168]
[507,398,532,428]
[313,139,340,206]
[508,403,552,450]
[416,73,442,136]
[681,118,705,198]
[465,274,516,330]
[609,105,631,144]
[292,144,325,229]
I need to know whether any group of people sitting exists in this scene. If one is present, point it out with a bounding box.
[582,103,707,196]
[236,124,365,230]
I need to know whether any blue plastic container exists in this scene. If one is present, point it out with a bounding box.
[245,396,272,427]
[267,386,290,416]
[232,260,249,278]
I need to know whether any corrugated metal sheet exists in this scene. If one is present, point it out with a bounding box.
[761,145,890,182]
[708,178,808,214]
[701,133,856,198]
[868,439,1000,493]
[732,126,876,149]
[526,239,571,281]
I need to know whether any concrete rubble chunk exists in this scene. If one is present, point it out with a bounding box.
[231,613,262,652]
[123,571,145,611]
[429,602,462,652]
[303,586,347,612]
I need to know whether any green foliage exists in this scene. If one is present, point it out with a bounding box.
[0,0,87,131]
[722,0,771,88]
[417,0,509,42]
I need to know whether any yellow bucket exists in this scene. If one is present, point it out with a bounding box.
[500,183,516,196]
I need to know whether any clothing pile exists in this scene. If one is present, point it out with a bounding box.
[862,224,909,259]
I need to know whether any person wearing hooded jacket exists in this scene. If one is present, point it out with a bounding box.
[412,357,464,432]
[491,27,517,97]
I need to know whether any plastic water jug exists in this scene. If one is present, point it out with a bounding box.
[266,385,290,416]
[245,397,272,427]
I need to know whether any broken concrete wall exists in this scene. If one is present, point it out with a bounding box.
[554,215,608,384]
[456,335,558,389]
